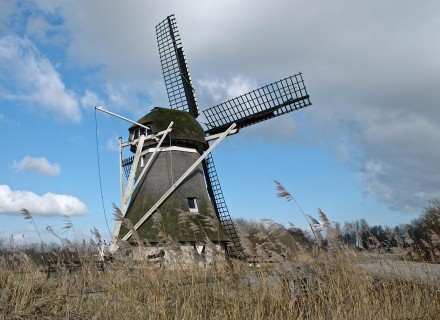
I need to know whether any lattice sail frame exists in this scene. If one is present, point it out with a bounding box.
[202,153,244,257]
[122,156,134,179]
[203,73,310,135]
[156,15,199,117]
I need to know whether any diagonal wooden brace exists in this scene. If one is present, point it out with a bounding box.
[112,122,174,240]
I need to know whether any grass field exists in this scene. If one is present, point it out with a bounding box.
[3,195,438,319]
[1,243,439,319]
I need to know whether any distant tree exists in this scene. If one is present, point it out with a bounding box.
[405,199,440,262]
[391,225,405,247]
[233,218,313,259]
[358,218,370,249]
[287,226,313,248]
[333,222,343,242]
[421,199,440,234]
[409,199,440,241]
[369,225,387,246]
[341,222,357,247]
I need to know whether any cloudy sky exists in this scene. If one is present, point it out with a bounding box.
[1,0,439,244]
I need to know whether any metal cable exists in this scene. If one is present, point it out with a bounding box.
[94,108,113,238]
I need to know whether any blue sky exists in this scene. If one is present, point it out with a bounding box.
[1,0,440,244]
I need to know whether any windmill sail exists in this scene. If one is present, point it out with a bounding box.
[203,73,311,135]
[121,156,134,179]
[156,15,199,118]
[156,15,244,258]
[202,154,244,258]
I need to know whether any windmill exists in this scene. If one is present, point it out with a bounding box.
[104,15,311,262]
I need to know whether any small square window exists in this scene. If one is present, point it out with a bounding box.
[188,198,198,213]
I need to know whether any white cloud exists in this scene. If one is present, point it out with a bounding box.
[80,90,102,109]
[197,76,257,106]
[103,82,151,115]
[106,138,119,152]
[12,156,61,176]
[241,116,302,144]
[0,185,88,216]
[25,14,52,43]
[0,0,15,33]
[0,35,81,122]
[105,131,120,152]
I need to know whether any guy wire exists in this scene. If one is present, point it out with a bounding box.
[94,108,113,238]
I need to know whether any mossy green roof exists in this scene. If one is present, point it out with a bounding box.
[130,107,207,148]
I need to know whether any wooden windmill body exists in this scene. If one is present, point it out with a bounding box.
[108,15,312,264]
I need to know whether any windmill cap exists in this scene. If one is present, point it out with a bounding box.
[129,107,208,152]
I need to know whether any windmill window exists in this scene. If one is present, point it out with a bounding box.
[132,127,152,140]
[139,127,152,136]
[187,197,198,213]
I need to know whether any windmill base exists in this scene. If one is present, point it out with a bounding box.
[121,242,228,268]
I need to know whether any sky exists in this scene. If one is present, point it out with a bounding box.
[1,0,440,244]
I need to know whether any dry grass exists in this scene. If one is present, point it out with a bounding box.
[0,243,439,319]
[3,185,439,319]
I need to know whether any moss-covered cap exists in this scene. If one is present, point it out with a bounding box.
[130,107,207,150]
